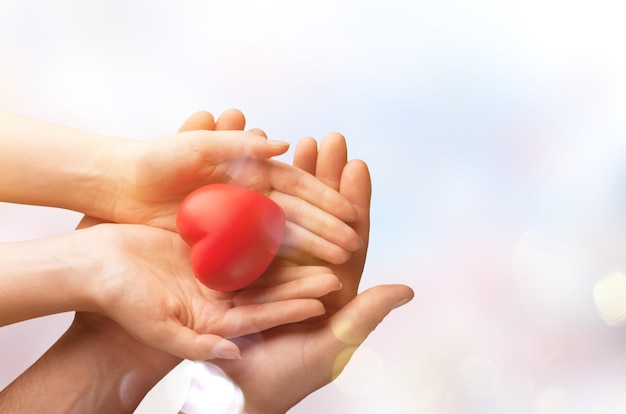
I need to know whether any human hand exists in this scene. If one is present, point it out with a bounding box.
[105,111,361,265]
[71,110,345,362]
[213,133,414,413]
[77,222,340,361]
[0,110,358,414]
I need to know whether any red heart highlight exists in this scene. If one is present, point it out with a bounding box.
[176,184,286,291]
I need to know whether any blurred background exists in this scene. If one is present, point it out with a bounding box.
[3,1,626,412]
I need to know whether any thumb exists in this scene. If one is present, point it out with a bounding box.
[325,284,413,379]
[329,284,414,347]
[150,322,242,361]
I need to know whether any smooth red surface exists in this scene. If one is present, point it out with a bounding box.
[176,184,286,291]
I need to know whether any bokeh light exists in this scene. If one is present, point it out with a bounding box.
[3,1,626,413]
[593,272,626,326]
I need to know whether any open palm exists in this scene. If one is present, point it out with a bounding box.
[213,132,414,413]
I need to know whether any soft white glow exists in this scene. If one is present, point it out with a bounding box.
[593,272,626,326]
[179,362,244,414]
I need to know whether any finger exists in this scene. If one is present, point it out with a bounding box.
[324,160,373,305]
[316,132,347,191]
[178,111,216,132]
[186,130,289,161]
[215,108,246,130]
[275,247,325,266]
[220,299,326,338]
[234,273,342,306]
[247,263,331,287]
[328,284,414,348]
[247,127,267,138]
[337,160,372,271]
[338,160,372,260]
[279,221,352,265]
[340,159,372,213]
[149,323,242,361]
[268,161,358,224]
[270,191,362,253]
[293,137,318,174]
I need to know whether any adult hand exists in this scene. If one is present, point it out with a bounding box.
[213,133,414,413]
[106,111,361,264]
[72,110,350,361]
[0,112,412,414]
[78,222,340,361]
[0,110,361,265]
[0,221,338,361]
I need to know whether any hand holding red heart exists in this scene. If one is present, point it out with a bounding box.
[176,184,286,292]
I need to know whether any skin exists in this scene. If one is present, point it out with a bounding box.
[0,110,414,413]
[0,222,342,361]
[215,130,414,413]
[0,110,361,264]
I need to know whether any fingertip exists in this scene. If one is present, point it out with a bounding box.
[392,286,415,310]
[248,127,268,138]
[298,136,318,149]
[216,108,246,130]
[210,339,242,360]
[221,108,245,120]
[319,132,347,154]
[312,300,327,317]
[314,273,343,295]
[296,298,327,319]
[341,202,360,224]
[263,139,290,156]
[329,250,352,265]
[192,110,216,121]
[267,139,290,147]
[293,137,318,174]
[323,131,346,140]
[179,110,216,132]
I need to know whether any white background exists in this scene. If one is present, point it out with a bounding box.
[3,1,626,413]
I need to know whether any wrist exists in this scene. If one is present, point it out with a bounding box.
[0,313,181,414]
[0,112,128,217]
[0,231,97,326]
[75,313,182,412]
[91,137,142,223]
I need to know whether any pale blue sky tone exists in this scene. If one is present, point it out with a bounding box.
[3,1,626,413]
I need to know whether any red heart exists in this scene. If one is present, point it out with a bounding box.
[176,183,286,291]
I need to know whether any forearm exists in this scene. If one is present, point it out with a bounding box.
[0,111,125,218]
[0,315,180,414]
[0,233,94,326]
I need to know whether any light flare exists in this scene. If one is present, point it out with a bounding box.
[593,271,626,326]
[179,362,244,414]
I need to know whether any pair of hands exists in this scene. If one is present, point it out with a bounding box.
[0,108,364,362]
[102,111,362,265]
[71,109,414,413]
[69,109,372,361]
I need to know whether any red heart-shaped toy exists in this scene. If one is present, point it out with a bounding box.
[176,183,286,291]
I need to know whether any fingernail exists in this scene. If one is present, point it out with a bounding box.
[267,140,290,147]
[392,297,412,310]
[213,340,242,360]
